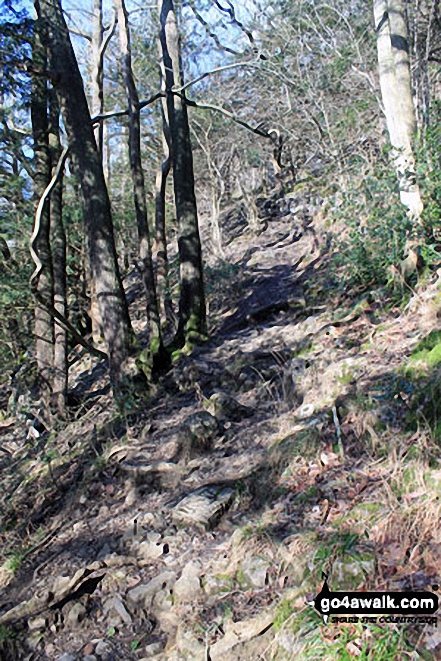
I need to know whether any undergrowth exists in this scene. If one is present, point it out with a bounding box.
[331,121,441,300]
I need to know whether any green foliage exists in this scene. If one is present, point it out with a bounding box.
[332,117,441,297]
[332,166,412,293]
[0,625,14,642]
[417,105,441,252]
[0,244,33,381]
[4,547,25,573]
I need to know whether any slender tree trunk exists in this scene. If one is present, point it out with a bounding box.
[191,124,224,256]
[115,0,162,351]
[154,133,173,327]
[92,0,104,157]
[48,88,67,418]
[31,17,54,410]
[374,0,423,219]
[155,41,174,329]
[89,0,105,343]
[159,0,207,347]
[37,0,133,387]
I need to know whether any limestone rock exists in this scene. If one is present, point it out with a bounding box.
[174,561,202,603]
[206,392,254,422]
[94,639,113,657]
[127,571,176,609]
[66,602,87,627]
[209,610,275,660]
[204,573,234,598]
[239,556,270,589]
[175,621,206,657]
[103,596,132,626]
[172,485,234,528]
[181,411,220,460]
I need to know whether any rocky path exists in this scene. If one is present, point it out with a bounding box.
[1,193,441,660]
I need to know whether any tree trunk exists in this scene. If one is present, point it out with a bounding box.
[31,16,54,410]
[48,87,67,418]
[159,0,207,347]
[374,0,423,219]
[89,0,105,343]
[37,0,133,387]
[92,0,104,157]
[115,0,163,351]
[155,40,174,329]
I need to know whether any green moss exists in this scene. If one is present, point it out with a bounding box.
[171,349,183,362]
[0,625,14,642]
[414,330,441,352]
[136,348,153,380]
[149,335,161,355]
[274,598,297,630]
[406,331,441,376]
[337,367,355,385]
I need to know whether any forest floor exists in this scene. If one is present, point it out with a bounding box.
[1,190,441,661]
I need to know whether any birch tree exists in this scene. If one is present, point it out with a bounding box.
[374,0,423,219]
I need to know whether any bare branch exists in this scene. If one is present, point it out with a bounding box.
[90,91,165,124]
[186,0,242,55]
[100,10,117,60]
[182,94,273,139]
[30,146,70,289]
[173,60,256,93]
[68,27,92,42]
[212,0,257,51]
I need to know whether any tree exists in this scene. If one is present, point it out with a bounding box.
[373,0,423,219]
[159,0,207,348]
[30,14,53,410]
[115,0,163,356]
[48,88,67,417]
[36,0,133,388]
[154,41,173,329]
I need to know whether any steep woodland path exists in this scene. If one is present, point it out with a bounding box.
[1,191,441,660]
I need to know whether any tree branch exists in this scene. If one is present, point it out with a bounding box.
[90,91,165,124]
[181,95,274,139]
[30,146,70,288]
[173,60,256,93]
[186,0,242,55]
[33,290,107,360]
[212,0,257,51]
[99,10,117,61]
[68,27,92,41]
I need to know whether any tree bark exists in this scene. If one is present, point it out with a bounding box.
[89,0,105,344]
[31,16,54,409]
[155,39,173,329]
[159,0,207,347]
[374,0,423,219]
[115,0,163,351]
[37,0,133,387]
[91,0,104,157]
[48,87,67,418]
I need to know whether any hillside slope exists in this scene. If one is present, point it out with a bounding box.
[1,192,441,660]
